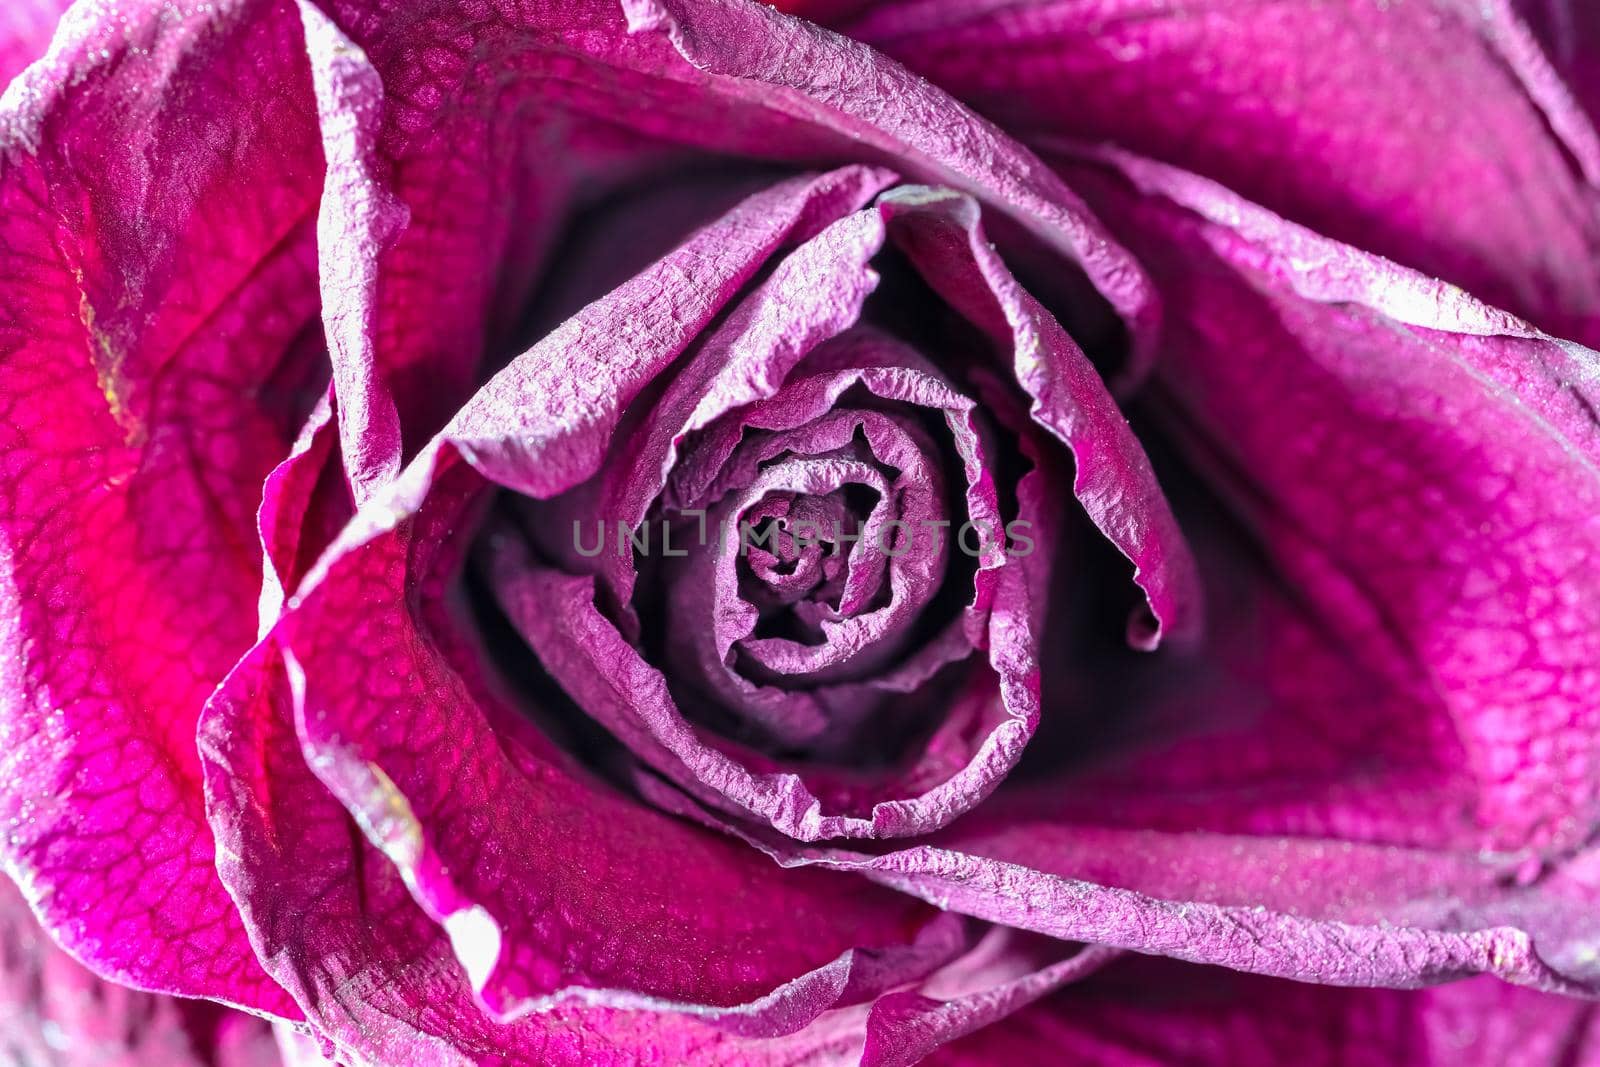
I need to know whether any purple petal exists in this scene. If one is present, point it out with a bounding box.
[877,185,1200,648]
[202,643,752,1065]
[637,150,1600,994]
[859,938,1119,1067]
[1520,0,1600,131]
[488,203,1041,841]
[826,0,1600,346]
[0,874,281,1067]
[204,546,1106,1062]
[0,0,323,1014]
[298,0,1157,502]
[1068,149,1600,859]
[0,0,69,85]
[925,958,1600,1066]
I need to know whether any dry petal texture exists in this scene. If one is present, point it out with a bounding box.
[195,0,1189,1061]
[0,0,321,1014]
[8,0,1600,1064]
[1520,0,1600,132]
[924,957,1600,1067]
[490,182,1193,845]
[1063,147,1600,860]
[0,873,282,1067]
[653,145,1600,997]
[792,0,1600,348]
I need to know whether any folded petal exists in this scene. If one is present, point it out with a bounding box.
[204,511,1102,1063]
[199,172,1055,1060]
[0,873,282,1067]
[1519,0,1600,132]
[823,0,1600,345]
[1066,147,1600,860]
[491,199,1045,842]
[202,135,1183,1057]
[926,959,1600,1067]
[876,185,1199,647]
[644,152,1600,994]
[0,0,324,1014]
[203,643,754,1066]
[298,0,1157,501]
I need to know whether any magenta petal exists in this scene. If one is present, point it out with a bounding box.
[491,200,1043,841]
[205,643,1103,1063]
[206,492,1101,1062]
[0,0,68,85]
[664,155,1600,993]
[1071,149,1600,859]
[299,0,1156,486]
[859,939,1118,1067]
[657,782,1600,994]
[207,144,1136,1055]
[877,186,1201,648]
[202,643,751,1066]
[926,960,1600,1067]
[667,155,1600,994]
[270,444,952,1020]
[0,0,324,1014]
[296,1,409,501]
[256,390,344,631]
[0,874,281,1067]
[832,0,1600,346]
[453,168,894,499]
[1520,0,1600,133]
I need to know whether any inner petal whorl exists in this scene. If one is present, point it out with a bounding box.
[660,410,949,747]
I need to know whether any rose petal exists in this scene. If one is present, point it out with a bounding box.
[493,208,1045,841]
[825,0,1600,346]
[664,156,1600,993]
[0,873,281,1067]
[205,514,1115,1062]
[666,792,1599,994]
[256,389,345,633]
[924,958,1600,1066]
[300,0,1157,502]
[0,0,69,85]
[877,185,1200,649]
[1520,0,1600,132]
[202,643,753,1066]
[0,0,321,1013]
[1067,149,1600,859]
[858,938,1119,1067]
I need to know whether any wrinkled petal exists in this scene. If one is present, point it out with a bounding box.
[1519,0,1600,133]
[925,958,1600,1066]
[859,938,1119,1067]
[487,180,1191,845]
[202,644,752,1066]
[300,0,1157,503]
[256,389,346,633]
[196,176,967,1052]
[203,639,1110,1064]
[877,185,1199,647]
[492,200,1035,841]
[266,349,950,1036]
[645,771,1600,995]
[1066,148,1600,860]
[0,0,321,1014]
[203,141,1180,1061]
[635,150,1600,995]
[0,874,282,1067]
[814,0,1600,346]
